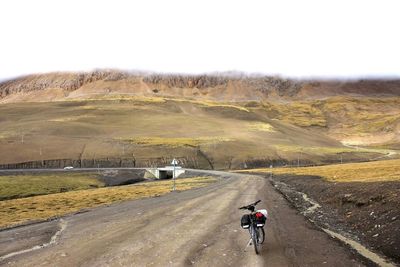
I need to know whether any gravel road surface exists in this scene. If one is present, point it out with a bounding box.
[1,171,367,266]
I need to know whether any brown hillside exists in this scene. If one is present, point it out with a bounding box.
[1,71,400,103]
[0,71,399,168]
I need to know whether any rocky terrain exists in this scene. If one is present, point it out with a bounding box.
[0,71,127,97]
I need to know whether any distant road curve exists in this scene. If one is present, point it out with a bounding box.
[1,169,368,266]
[342,143,399,161]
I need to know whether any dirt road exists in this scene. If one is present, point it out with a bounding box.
[1,171,368,266]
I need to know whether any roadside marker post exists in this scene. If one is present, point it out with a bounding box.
[171,158,178,191]
[270,164,273,179]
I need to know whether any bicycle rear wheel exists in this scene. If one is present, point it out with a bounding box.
[251,226,260,254]
[258,227,265,244]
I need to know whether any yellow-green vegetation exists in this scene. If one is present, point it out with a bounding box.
[260,97,400,133]
[172,98,250,112]
[122,136,234,147]
[323,97,400,133]
[0,173,104,200]
[48,115,96,122]
[0,177,216,228]
[241,159,400,183]
[0,131,13,140]
[73,95,167,103]
[247,122,275,132]
[272,144,357,154]
[98,96,250,112]
[262,101,327,127]
[351,114,400,133]
[1,97,399,169]
[275,144,396,158]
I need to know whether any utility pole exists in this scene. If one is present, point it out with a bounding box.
[297,153,300,167]
[39,147,43,167]
[297,149,303,167]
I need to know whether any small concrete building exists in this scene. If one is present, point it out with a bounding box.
[145,166,185,179]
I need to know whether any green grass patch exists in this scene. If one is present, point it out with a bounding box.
[0,173,104,201]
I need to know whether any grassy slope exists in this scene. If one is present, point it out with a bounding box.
[241,159,400,182]
[261,97,400,146]
[0,177,215,228]
[0,98,341,167]
[0,96,398,169]
[0,173,104,200]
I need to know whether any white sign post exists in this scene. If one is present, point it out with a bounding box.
[171,158,178,191]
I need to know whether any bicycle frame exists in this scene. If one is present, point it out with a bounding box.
[239,200,265,254]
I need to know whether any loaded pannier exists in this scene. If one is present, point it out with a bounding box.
[241,214,250,229]
[255,211,267,227]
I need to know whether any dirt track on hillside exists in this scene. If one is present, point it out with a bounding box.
[1,171,369,267]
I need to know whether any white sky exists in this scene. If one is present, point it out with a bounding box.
[1,0,400,80]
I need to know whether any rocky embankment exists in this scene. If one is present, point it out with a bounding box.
[269,174,400,265]
[0,71,129,98]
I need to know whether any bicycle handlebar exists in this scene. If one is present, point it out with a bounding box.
[239,200,261,210]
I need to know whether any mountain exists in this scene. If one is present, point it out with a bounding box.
[1,71,400,103]
[0,71,399,169]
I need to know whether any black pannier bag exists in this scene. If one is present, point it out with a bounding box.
[241,214,250,229]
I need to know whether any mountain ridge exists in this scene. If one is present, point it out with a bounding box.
[1,70,400,103]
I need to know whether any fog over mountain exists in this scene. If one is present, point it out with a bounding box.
[1,1,400,80]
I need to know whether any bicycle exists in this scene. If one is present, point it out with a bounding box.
[239,200,267,254]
